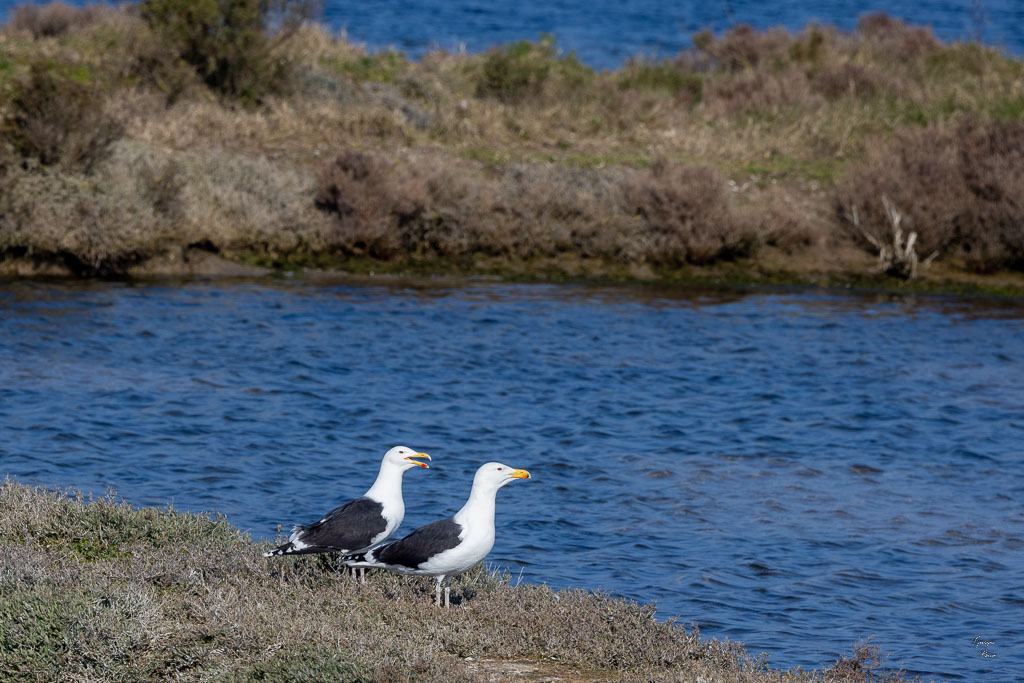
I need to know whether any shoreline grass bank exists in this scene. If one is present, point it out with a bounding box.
[0,479,905,681]
[0,3,1022,297]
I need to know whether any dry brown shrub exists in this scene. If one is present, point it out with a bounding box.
[411,162,499,258]
[0,163,164,274]
[826,638,906,682]
[698,24,795,71]
[510,165,641,260]
[745,188,823,252]
[167,146,336,259]
[312,151,643,266]
[809,61,888,99]
[956,121,1024,270]
[137,159,186,221]
[836,120,1024,272]
[857,12,940,62]
[702,69,818,116]
[9,1,85,38]
[0,140,331,274]
[315,150,428,259]
[418,164,549,260]
[311,150,647,266]
[7,2,125,38]
[837,127,965,259]
[623,159,756,265]
[0,140,201,273]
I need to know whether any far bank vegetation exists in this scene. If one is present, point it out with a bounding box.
[0,0,1022,284]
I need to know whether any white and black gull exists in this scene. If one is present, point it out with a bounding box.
[342,461,531,607]
[263,446,431,569]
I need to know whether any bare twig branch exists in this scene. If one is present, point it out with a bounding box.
[850,196,934,280]
[845,204,884,252]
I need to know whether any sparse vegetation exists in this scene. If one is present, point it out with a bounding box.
[0,3,1022,290]
[0,479,905,681]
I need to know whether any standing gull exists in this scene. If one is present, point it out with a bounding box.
[342,461,531,607]
[263,446,431,572]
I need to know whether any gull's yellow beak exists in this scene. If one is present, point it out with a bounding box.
[404,452,431,468]
[508,468,531,479]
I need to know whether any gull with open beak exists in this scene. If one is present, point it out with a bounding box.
[264,446,431,579]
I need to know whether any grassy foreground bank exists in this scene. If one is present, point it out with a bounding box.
[0,479,904,681]
[0,3,1022,294]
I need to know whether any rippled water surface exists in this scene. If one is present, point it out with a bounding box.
[318,0,1024,68]
[1,278,1022,679]
[2,0,1022,67]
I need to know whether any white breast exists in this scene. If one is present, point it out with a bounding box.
[372,496,404,546]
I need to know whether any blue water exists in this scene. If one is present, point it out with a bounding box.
[1,278,1022,679]
[1,0,1021,67]
[319,0,1024,68]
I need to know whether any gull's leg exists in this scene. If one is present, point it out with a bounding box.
[444,575,452,608]
[360,567,366,585]
[434,577,443,607]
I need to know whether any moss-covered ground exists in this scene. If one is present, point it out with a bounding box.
[0,479,907,681]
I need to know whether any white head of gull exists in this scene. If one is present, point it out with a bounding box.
[263,446,431,564]
[342,461,531,607]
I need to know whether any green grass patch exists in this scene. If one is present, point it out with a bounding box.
[68,536,132,562]
[460,146,516,166]
[739,155,842,183]
[990,96,1024,121]
[617,60,703,101]
[0,484,245,554]
[885,97,959,126]
[460,146,649,168]
[0,587,88,678]
[327,51,408,83]
[67,63,92,85]
[925,42,1022,79]
[474,34,593,103]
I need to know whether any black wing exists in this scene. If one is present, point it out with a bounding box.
[283,497,387,554]
[375,517,463,569]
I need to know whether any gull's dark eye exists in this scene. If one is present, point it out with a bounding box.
[497,467,503,471]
